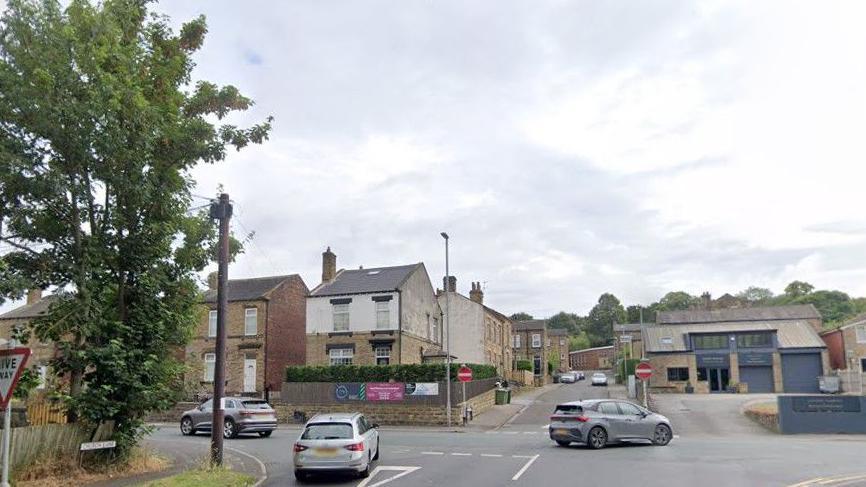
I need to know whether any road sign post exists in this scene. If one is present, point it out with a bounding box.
[458,365,472,426]
[635,362,652,408]
[0,346,31,487]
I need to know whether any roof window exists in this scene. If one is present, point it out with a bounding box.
[367,270,381,275]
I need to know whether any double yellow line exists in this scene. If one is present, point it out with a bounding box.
[788,473,866,487]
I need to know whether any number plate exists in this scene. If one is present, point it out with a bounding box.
[553,429,569,436]
[314,448,339,457]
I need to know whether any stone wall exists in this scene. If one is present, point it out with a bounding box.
[743,406,780,433]
[147,402,198,423]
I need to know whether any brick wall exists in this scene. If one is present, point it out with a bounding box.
[306,330,440,366]
[265,276,308,394]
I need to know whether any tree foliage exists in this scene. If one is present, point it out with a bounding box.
[568,331,591,351]
[736,286,774,304]
[509,312,533,321]
[587,293,625,347]
[655,291,700,311]
[546,311,585,334]
[0,0,269,457]
[784,280,815,298]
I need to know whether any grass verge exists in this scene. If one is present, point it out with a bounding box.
[140,467,255,487]
[16,446,170,487]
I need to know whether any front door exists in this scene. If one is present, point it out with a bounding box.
[708,368,730,392]
[244,358,256,393]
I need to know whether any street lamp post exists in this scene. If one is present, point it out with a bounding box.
[441,232,451,428]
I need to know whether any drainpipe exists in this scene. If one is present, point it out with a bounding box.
[264,300,269,401]
[397,290,402,364]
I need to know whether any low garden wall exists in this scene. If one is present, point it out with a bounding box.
[743,402,780,433]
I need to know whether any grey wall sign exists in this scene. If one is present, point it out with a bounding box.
[696,354,730,367]
[738,352,773,366]
[778,396,866,434]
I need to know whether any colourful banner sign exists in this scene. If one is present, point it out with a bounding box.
[334,383,365,401]
[404,382,439,396]
[367,382,405,401]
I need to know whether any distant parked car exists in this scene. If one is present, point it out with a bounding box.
[574,371,585,380]
[591,372,608,386]
[560,372,577,383]
[549,399,673,449]
[180,397,277,439]
[293,412,380,481]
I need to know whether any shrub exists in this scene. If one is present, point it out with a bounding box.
[285,363,497,383]
[516,360,533,372]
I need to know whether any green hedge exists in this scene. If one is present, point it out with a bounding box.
[285,363,498,383]
[516,360,533,372]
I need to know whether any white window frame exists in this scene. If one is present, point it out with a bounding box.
[856,325,866,344]
[432,317,439,343]
[204,353,216,382]
[376,301,390,330]
[36,365,48,390]
[514,334,521,348]
[329,348,353,365]
[333,303,350,332]
[546,338,551,347]
[374,345,391,365]
[208,310,217,337]
[532,334,541,348]
[244,308,258,336]
[560,339,565,346]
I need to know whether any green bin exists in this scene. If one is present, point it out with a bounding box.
[495,388,508,405]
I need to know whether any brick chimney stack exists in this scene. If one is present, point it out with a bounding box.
[469,282,483,304]
[207,272,218,290]
[26,288,42,305]
[443,275,456,292]
[322,247,337,283]
[701,292,712,310]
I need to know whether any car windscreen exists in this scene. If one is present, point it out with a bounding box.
[241,400,271,410]
[301,422,354,440]
[554,404,583,415]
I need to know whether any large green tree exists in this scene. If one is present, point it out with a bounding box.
[736,286,774,305]
[0,0,269,456]
[587,293,625,347]
[546,311,585,334]
[509,312,533,321]
[655,291,700,311]
[784,280,814,298]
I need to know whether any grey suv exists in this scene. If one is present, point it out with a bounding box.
[180,397,277,439]
[549,399,673,449]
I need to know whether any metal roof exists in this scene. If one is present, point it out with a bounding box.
[310,264,421,297]
[201,275,303,303]
[657,304,820,324]
[614,323,643,333]
[642,320,825,353]
[568,345,614,355]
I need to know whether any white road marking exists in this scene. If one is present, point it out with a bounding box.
[225,446,268,487]
[421,451,445,455]
[512,455,535,459]
[357,466,422,487]
[503,431,519,435]
[451,452,472,456]
[541,424,549,429]
[481,454,503,458]
[522,431,536,434]
[511,454,540,481]
[673,435,680,439]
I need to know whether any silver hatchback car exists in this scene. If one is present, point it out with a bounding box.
[180,397,277,439]
[549,399,673,449]
[293,412,380,482]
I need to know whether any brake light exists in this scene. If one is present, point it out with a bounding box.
[551,414,590,422]
[344,442,365,452]
[293,443,308,453]
[575,415,590,422]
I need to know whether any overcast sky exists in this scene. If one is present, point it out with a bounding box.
[6,1,866,318]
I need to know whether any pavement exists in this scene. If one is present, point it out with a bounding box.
[130,372,866,487]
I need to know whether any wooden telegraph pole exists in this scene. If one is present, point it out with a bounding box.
[209,193,232,466]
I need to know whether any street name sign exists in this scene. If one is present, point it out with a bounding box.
[80,440,116,451]
[635,362,653,381]
[457,366,472,382]
[0,347,30,409]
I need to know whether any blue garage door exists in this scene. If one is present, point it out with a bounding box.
[781,353,822,393]
[739,366,774,393]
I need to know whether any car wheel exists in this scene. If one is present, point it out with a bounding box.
[223,418,238,439]
[358,453,371,478]
[587,427,607,449]
[373,439,380,460]
[556,440,570,447]
[294,470,306,482]
[258,431,272,438]
[180,417,195,436]
[652,424,672,446]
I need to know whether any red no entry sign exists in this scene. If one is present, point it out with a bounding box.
[457,365,472,382]
[635,362,653,381]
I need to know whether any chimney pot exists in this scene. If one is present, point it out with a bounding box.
[26,288,42,305]
[322,247,337,283]
[469,281,484,304]
[442,276,456,293]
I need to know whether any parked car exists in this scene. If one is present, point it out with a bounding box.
[560,372,577,383]
[591,372,608,386]
[549,399,673,449]
[180,397,277,439]
[293,412,380,481]
[574,371,585,380]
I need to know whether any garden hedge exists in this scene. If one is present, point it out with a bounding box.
[285,363,498,383]
[516,360,533,372]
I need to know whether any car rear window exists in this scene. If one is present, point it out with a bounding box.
[301,422,354,440]
[554,404,583,415]
[242,400,271,410]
